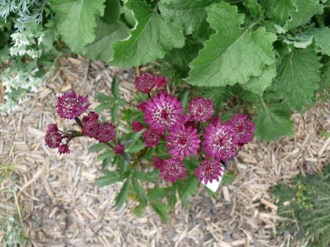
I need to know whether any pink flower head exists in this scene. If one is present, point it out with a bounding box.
[152,157,164,169]
[155,75,168,88]
[82,120,99,138]
[143,91,184,133]
[142,127,162,147]
[183,115,197,129]
[225,114,255,145]
[56,91,90,119]
[58,144,70,154]
[114,144,125,155]
[137,101,147,112]
[96,122,116,143]
[195,159,224,184]
[160,158,187,183]
[188,97,214,122]
[135,73,156,93]
[132,121,144,132]
[202,118,239,162]
[45,124,62,148]
[166,126,201,160]
[82,111,99,123]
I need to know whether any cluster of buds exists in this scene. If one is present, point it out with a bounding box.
[132,73,255,184]
[45,92,117,154]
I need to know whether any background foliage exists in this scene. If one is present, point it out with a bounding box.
[47,0,330,140]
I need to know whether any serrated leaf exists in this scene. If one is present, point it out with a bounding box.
[132,177,148,205]
[275,47,321,111]
[158,0,215,35]
[309,27,330,56]
[88,143,108,152]
[243,0,263,19]
[96,92,114,102]
[260,0,295,25]
[111,0,185,67]
[111,76,119,96]
[111,103,120,123]
[180,176,199,203]
[133,170,159,183]
[243,64,276,96]
[95,171,122,186]
[51,0,106,53]
[284,0,323,30]
[84,19,130,62]
[96,150,114,161]
[95,102,114,113]
[115,178,130,209]
[186,2,277,87]
[255,102,294,140]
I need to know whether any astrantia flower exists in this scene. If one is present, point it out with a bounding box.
[56,91,90,119]
[45,124,62,148]
[188,97,214,122]
[202,118,238,161]
[96,122,116,143]
[143,92,184,133]
[82,111,99,123]
[82,120,99,138]
[152,157,164,169]
[58,144,70,154]
[155,75,168,88]
[132,121,144,132]
[114,144,125,155]
[166,126,200,160]
[135,73,156,93]
[160,158,187,182]
[225,114,255,145]
[142,128,162,147]
[195,159,224,184]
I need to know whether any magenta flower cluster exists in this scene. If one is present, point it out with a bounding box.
[133,73,255,184]
[45,92,117,154]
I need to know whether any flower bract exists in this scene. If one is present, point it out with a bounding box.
[56,91,90,119]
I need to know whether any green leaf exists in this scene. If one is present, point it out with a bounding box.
[151,202,169,222]
[95,102,114,113]
[186,2,277,87]
[96,150,114,161]
[309,27,330,56]
[260,0,295,25]
[51,0,106,53]
[180,176,199,203]
[132,177,148,205]
[158,0,215,35]
[96,92,114,102]
[84,19,130,62]
[115,178,130,209]
[284,0,323,30]
[275,47,321,111]
[111,103,120,123]
[133,170,159,183]
[255,102,294,140]
[95,171,122,186]
[88,143,108,152]
[243,64,276,96]
[133,203,146,217]
[111,76,120,97]
[103,0,121,25]
[243,0,264,19]
[111,0,185,67]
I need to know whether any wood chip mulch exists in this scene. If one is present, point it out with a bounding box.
[1,56,329,247]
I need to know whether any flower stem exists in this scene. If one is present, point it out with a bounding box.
[75,117,83,129]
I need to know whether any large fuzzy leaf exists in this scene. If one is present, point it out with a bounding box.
[260,0,295,25]
[158,0,215,35]
[111,0,185,67]
[186,2,277,88]
[309,27,330,56]
[51,0,106,53]
[275,47,321,111]
[255,102,294,140]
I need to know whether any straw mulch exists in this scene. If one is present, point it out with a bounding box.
[0,56,329,247]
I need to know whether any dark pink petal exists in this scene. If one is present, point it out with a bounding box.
[152,157,164,169]
[114,144,125,155]
[58,144,70,154]
[135,73,156,93]
[225,114,255,145]
[159,158,187,183]
[96,122,116,143]
[142,128,162,147]
[132,121,144,132]
[155,76,168,88]
[45,124,62,148]
[195,159,224,184]
[188,97,214,122]
[56,91,90,119]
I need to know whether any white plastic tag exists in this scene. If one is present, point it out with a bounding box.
[201,175,223,192]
